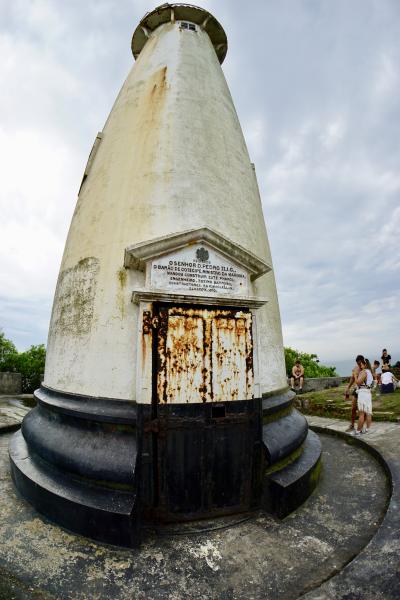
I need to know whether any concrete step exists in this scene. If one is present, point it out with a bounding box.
[262,430,322,518]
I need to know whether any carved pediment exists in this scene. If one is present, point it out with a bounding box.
[124,227,271,281]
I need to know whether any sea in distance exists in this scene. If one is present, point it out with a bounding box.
[326,351,400,377]
[329,359,354,377]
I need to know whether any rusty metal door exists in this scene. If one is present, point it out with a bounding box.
[155,306,254,404]
[147,304,259,521]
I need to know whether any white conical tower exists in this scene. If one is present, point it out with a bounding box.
[10,5,321,549]
[44,3,287,402]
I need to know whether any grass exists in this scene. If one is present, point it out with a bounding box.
[298,384,400,422]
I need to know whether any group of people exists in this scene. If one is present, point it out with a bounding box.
[344,349,398,436]
[371,349,398,393]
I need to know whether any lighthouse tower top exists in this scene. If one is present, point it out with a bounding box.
[132,3,228,63]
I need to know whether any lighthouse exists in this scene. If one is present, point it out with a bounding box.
[10,4,321,547]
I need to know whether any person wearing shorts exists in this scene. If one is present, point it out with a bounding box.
[352,358,373,436]
[344,355,365,432]
[290,360,304,393]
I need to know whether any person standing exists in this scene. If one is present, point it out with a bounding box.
[352,358,373,435]
[365,358,373,375]
[381,349,391,366]
[344,355,364,432]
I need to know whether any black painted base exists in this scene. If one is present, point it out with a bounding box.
[9,386,322,547]
[262,430,322,517]
[9,432,140,548]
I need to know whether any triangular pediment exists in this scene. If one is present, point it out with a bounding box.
[124,227,270,281]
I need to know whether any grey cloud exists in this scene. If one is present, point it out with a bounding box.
[0,0,399,363]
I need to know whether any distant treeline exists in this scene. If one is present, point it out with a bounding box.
[0,331,46,393]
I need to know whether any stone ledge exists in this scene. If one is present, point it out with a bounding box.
[0,373,22,395]
[289,376,348,393]
[0,395,34,432]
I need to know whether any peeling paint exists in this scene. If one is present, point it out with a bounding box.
[155,306,253,403]
[51,257,99,337]
[188,540,222,571]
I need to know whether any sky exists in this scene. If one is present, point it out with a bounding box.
[0,0,399,372]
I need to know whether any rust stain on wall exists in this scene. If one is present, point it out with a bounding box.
[117,268,128,318]
[52,257,100,336]
[150,66,167,100]
[128,64,169,191]
[117,268,127,288]
[143,65,168,131]
[155,307,253,404]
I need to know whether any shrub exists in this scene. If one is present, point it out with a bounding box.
[0,330,46,393]
[15,344,46,393]
[0,331,18,372]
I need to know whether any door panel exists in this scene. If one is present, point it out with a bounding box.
[156,306,253,404]
[211,315,253,402]
[151,304,257,520]
[163,314,206,404]
[154,401,261,520]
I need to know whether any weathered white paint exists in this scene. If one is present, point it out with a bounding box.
[44,7,287,401]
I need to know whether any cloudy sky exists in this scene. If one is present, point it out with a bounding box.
[1,0,399,372]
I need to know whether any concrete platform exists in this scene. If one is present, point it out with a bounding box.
[0,416,396,600]
[305,417,400,600]
[0,396,35,433]
[9,388,322,547]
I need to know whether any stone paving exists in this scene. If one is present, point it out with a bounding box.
[306,415,400,439]
[0,395,35,433]
[305,416,400,600]
[0,405,397,600]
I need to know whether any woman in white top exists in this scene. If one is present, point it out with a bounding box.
[381,366,396,394]
[352,358,373,435]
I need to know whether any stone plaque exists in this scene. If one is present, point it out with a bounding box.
[150,244,249,295]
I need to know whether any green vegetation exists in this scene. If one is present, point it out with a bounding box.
[0,331,46,393]
[299,384,400,422]
[0,331,18,371]
[285,347,337,378]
